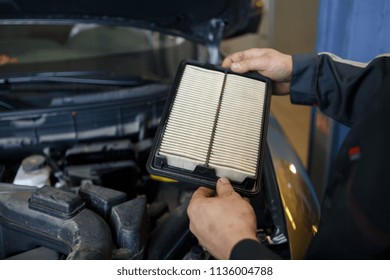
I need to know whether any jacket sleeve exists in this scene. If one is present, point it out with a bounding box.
[290,53,390,127]
[229,239,281,260]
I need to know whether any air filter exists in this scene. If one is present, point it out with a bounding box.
[147,60,272,195]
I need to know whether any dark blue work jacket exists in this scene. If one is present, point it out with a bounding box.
[231,53,390,260]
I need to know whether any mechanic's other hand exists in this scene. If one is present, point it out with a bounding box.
[187,177,259,259]
[222,48,292,95]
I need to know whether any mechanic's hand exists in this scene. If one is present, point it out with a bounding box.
[222,48,292,95]
[187,177,259,259]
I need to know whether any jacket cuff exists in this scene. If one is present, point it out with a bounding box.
[229,239,281,260]
[290,54,318,105]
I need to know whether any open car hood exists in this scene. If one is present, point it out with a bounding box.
[0,0,255,44]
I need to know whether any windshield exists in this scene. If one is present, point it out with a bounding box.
[0,24,209,81]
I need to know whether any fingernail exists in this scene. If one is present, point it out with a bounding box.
[219,177,229,184]
[231,63,240,70]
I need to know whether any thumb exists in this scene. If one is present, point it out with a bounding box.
[216,177,235,197]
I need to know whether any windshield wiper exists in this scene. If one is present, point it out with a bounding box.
[0,71,158,86]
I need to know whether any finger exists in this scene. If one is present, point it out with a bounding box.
[222,48,270,68]
[223,48,267,66]
[216,177,235,197]
[230,57,270,74]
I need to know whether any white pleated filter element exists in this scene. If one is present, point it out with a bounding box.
[209,74,266,182]
[158,65,225,171]
[158,64,267,183]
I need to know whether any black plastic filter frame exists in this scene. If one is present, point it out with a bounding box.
[147,59,272,196]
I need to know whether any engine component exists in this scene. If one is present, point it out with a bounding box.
[28,186,85,219]
[63,140,139,193]
[110,196,148,259]
[65,160,138,192]
[146,193,195,260]
[13,154,51,187]
[65,139,135,166]
[6,246,62,260]
[0,184,113,259]
[79,180,127,220]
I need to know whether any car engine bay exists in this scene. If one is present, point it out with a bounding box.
[0,119,288,260]
[0,75,288,260]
